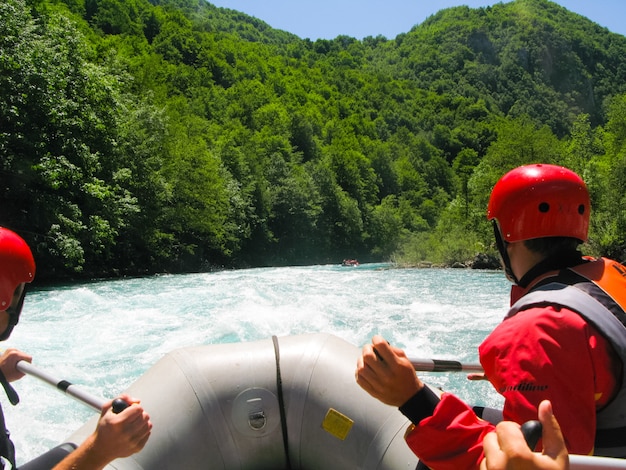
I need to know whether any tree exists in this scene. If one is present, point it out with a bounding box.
[1,1,142,277]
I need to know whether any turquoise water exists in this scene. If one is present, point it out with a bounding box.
[5,263,510,465]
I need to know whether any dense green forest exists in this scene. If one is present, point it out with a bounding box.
[2,0,626,281]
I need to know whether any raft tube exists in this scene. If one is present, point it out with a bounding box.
[65,333,420,469]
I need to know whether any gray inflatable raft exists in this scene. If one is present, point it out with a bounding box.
[65,333,420,469]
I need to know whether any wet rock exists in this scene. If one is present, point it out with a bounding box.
[470,253,500,270]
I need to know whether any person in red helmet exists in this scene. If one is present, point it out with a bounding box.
[356,164,626,469]
[0,228,152,470]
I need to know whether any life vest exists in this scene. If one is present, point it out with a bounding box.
[507,257,626,458]
[0,404,16,469]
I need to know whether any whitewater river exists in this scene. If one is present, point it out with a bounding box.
[5,263,510,465]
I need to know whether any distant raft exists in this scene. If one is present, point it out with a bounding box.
[64,333,420,469]
[341,259,360,267]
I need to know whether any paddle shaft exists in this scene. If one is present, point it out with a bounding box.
[524,422,626,469]
[570,455,626,469]
[16,360,105,412]
[409,357,483,373]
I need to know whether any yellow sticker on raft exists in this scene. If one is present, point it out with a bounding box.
[322,408,354,440]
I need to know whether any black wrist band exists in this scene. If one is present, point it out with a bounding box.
[399,385,440,424]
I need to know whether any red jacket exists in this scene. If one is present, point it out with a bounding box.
[404,281,621,469]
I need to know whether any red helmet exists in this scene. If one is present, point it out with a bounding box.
[486,164,589,243]
[0,228,36,309]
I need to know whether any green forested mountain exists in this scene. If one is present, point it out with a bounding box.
[1,0,626,281]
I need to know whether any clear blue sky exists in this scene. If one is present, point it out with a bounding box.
[207,0,626,40]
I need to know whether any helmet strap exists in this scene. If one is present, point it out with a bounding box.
[492,220,519,285]
[0,285,26,341]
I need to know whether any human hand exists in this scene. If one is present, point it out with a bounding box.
[355,335,423,407]
[480,400,569,470]
[92,394,152,460]
[52,394,152,470]
[467,372,489,381]
[0,348,31,382]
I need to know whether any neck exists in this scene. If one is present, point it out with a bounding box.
[517,250,584,288]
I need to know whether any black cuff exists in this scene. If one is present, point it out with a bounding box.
[399,386,440,424]
[0,369,19,406]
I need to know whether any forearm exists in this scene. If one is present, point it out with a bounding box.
[52,434,110,470]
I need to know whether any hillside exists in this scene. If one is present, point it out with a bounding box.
[1,0,625,281]
[382,0,626,134]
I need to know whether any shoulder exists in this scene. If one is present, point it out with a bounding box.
[502,304,588,331]
[481,305,591,354]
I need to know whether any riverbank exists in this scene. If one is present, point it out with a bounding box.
[392,252,501,270]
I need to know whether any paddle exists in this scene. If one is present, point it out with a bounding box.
[16,360,128,413]
[372,344,483,373]
[521,420,626,469]
[569,455,626,469]
[408,357,483,372]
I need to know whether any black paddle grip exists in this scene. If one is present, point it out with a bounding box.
[521,420,542,450]
[112,398,130,414]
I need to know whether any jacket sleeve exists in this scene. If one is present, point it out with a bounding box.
[403,392,494,470]
[479,305,619,456]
